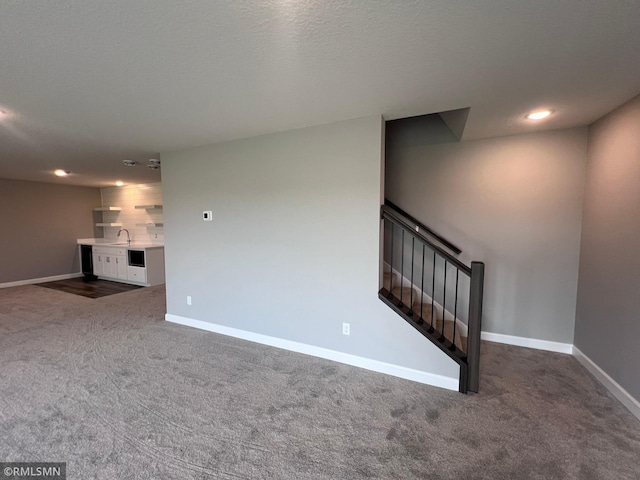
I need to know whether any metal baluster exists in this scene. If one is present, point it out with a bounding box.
[430,251,436,333]
[408,237,415,316]
[419,244,425,325]
[441,261,448,341]
[399,229,405,308]
[388,222,394,299]
[450,269,459,352]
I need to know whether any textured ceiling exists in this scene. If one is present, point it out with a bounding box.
[1,1,640,187]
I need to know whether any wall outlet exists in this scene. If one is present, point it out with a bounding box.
[342,323,350,336]
[203,211,212,221]
[187,295,192,306]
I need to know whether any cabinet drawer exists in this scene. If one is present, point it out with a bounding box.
[127,266,147,283]
[115,248,127,256]
[92,246,117,255]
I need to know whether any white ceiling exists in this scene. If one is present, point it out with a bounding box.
[1,1,639,187]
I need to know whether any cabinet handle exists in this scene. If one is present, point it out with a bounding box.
[99,256,101,262]
[116,258,118,264]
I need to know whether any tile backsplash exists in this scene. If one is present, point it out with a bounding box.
[99,182,164,244]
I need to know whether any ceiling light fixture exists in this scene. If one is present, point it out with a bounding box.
[147,164,160,170]
[526,109,553,121]
[148,158,160,166]
[54,169,71,177]
[115,181,124,187]
[123,160,137,167]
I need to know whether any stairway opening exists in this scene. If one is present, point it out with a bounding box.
[381,110,484,393]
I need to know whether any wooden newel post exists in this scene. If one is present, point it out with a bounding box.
[467,261,484,393]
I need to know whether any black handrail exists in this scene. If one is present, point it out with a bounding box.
[384,199,462,255]
[381,205,471,275]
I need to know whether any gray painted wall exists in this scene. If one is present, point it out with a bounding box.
[162,116,459,380]
[386,128,588,343]
[575,94,640,400]
[0,178,100,283]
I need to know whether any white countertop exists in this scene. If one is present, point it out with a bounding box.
[77,238,164,249]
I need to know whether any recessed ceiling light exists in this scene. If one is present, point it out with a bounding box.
[147,164,160,170]
[123,160,137,167]
[115,181,124,187]
[526,109,553,121]
[54,169,71,177]
[148,158,161,165]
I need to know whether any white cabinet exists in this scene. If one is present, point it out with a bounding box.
[127,266,147,283]
[92,246,127,280]
[90,245,164,286]
[103,254,115,278]
[92,252,104,276]
[115,255,128,279]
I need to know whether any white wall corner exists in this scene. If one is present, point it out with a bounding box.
[165,313,459,391]
[572,346,640,421]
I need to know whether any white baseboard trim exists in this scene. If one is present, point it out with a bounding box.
[0,272,83,289]
[573,347,640,421]
[166,313,459,391]
[481,331,573,354]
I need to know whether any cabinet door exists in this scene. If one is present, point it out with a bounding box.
[103,255,115,278]
[115,255,128,279]
[92,253,103,276]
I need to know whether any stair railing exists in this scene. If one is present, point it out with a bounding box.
[384,199,463,255]
[379,203,484,393]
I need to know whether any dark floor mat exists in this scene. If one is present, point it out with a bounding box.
[36,277,142,299]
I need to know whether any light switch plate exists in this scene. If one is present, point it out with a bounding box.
[203,211,212,221]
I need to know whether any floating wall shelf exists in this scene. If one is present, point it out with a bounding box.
[96,223,123,227]
[94,206,122,211]
[134,205,163,209]
[136,223,164,227]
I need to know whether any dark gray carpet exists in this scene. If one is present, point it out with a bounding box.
[0,285,639,479]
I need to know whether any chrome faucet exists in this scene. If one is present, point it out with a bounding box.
[117,228,131,245]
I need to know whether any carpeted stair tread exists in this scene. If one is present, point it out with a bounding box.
[432,318,467,353]
[410,302,438,326]
[388,281,467,353]
[383,271,399,290]
[412,301,439,319]
[391,286,419,306]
